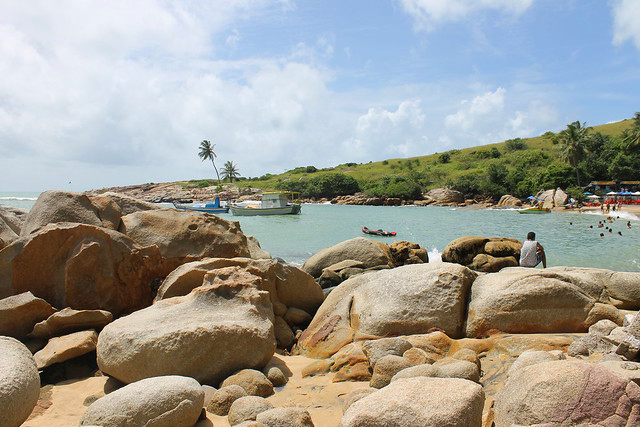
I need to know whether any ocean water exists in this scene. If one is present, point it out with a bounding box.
[2,193,639,272]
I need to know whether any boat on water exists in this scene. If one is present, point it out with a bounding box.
[172,196,229,214]
[517,206,551,214]
[230,192,301,216]
[362,226,396,236]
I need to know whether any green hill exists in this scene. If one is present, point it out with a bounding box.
[185,117,639,200]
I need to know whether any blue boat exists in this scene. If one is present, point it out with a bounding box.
[172,196,229,214]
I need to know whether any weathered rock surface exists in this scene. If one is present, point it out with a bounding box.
[465,267,622,337]
[207,385,248,416]
[388,240,428,266]
[80,375,204,427]
[228,396,274,425]
[507,350,563,376]
[496,194,522,207]
[298,263,476,358]
[262,366,287,387]
[0,223,163,316]
[221,369,274,397]
[246,235,272,260]
[0,291,57,339]
[441,236,520,272]
[302,237,393,278]
[426,188,465,204]
[30,307,112,339]
[20,191,107,236]
[494,360,640,426]
[0,337,40,427]
[340,377,484,427]
[362,337,413,369]
[34,329,98,369]
[256,407,315,427]
[119,208,250,269]
[97,191,161,215]
[97,279,276,385]
[155,257,324,316]
[0,206,26,248]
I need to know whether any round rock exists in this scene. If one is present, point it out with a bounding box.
[0,337,40,427]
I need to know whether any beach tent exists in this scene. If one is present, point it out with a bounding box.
[586,195,600,199]
[607,191,618,196]
[583,191,592,195]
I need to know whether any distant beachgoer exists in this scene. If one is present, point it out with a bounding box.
[600,233,605,238]
[618,231,622,236]
[600,204,604,213]
[520,232,547,268]
[628,221,632,229]
[598,222,603,228]
[589,225,593,229]
[609,228,612,233]
[569,222,573,225]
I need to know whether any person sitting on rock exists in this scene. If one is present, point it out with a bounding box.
[519,232,547,268]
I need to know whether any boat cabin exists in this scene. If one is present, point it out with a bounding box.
[261,193,293,208]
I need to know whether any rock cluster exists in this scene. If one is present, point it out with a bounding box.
[331,193,402,206]
[441,235,521,272]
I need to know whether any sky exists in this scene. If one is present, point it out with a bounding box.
[1,0,639,192]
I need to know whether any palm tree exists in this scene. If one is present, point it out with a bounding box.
[221,161,240,182]
[622,112,640,151]
[198,140,220,182]
[558,121,591,187]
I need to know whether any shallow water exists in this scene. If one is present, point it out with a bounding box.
[2,195,639,272]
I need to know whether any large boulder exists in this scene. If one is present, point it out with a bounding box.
[425,188,465,204]
[297,263,476,358]
[80,375,204,427]
[495,360,640,426]
[20,190,106,235]
[388,240,428,266]
[30,307,113,339]
[535,189,556,209]
[340,377,484,427]
[119,208,250,270]
[441,236,520,272]
[0,291,57,339]
[302,237,393,278]
[97,191,161,215]
[34,329,98,369]
[155,257,324,316]
[465,267,622,337]
[0,223,163,316]
[496,195,522,207]
[0,206,26,248]
[97,278,276,385]
[0,337,40,427]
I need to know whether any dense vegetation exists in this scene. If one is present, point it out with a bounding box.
[209,115,640,200]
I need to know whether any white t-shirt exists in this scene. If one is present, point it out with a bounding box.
[520,240,539,267]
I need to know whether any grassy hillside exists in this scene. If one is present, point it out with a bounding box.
[183,118,636,199]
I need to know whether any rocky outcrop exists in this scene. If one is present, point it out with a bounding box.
[425,188,465,204]
[388,240,428,266]
[34,330,98,369]
[228,396,274,425]
[97,279,276,385]
[0,223,163,316]
[97,191,161,215]
[331,193,402,206]
[256,407,315,427]
[80,375,204,427]
[221,369,274,397]
[119,208,250,271]
[0,206,26,248]
[207,385,248,415]
[30,307,113,339]
[20,190,106,235]
[297,263,476,358]
[340,377,484,427]
[246,235,272,259]
[465,267,622,337]
[302,237,393,278]
[535,187,568,209]
[441,236,521,272]
[155,257,324,316]
[0,337,40,427]
[0,291,57,339]
[494,360,640,426]
[496,194,522,207]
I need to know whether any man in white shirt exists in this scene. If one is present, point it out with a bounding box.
[519,231,547,268]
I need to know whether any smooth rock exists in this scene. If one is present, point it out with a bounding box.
[30,307,112,339]
[341,388,377,412]
[274,316,295,349]
[340,377,484,427]
[426,188,465,204]
[0,291,56,339]
[362,337,412,368]
[256,407,315,427]
[221,369,274,397]
[227,396,273,425]
[246,235,272,260]
[0,223,163,316]
[298,263,476,358]
[97,279,275,385]
[80,375,204,427]
[34,329,98,369]
[283,307,311,326]
[207,385,248,416]
[507,350,561,376]
[589,318,619,336]
[369,355,413,388]
[262,366,287,387]
[97,192,161,215]
[0,337,40,427]
[494,360,640,426]
[302,237,393,278]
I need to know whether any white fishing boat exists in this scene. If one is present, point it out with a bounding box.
[230,192,301,216]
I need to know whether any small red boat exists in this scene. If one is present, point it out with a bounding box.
[362,226,396,237]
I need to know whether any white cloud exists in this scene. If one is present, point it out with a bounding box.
[445,88,506,130]
[398,0,534,30]
[611,0,640,50]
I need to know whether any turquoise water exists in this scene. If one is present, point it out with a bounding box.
[2,194,639,272]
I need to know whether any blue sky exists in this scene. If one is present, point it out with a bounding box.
[1,0,639,191]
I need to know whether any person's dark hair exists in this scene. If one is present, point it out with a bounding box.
[527,232,535,240]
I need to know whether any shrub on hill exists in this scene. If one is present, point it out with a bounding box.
[364,175,422,199]
[504,138,528,151]
[276,173,359,199]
